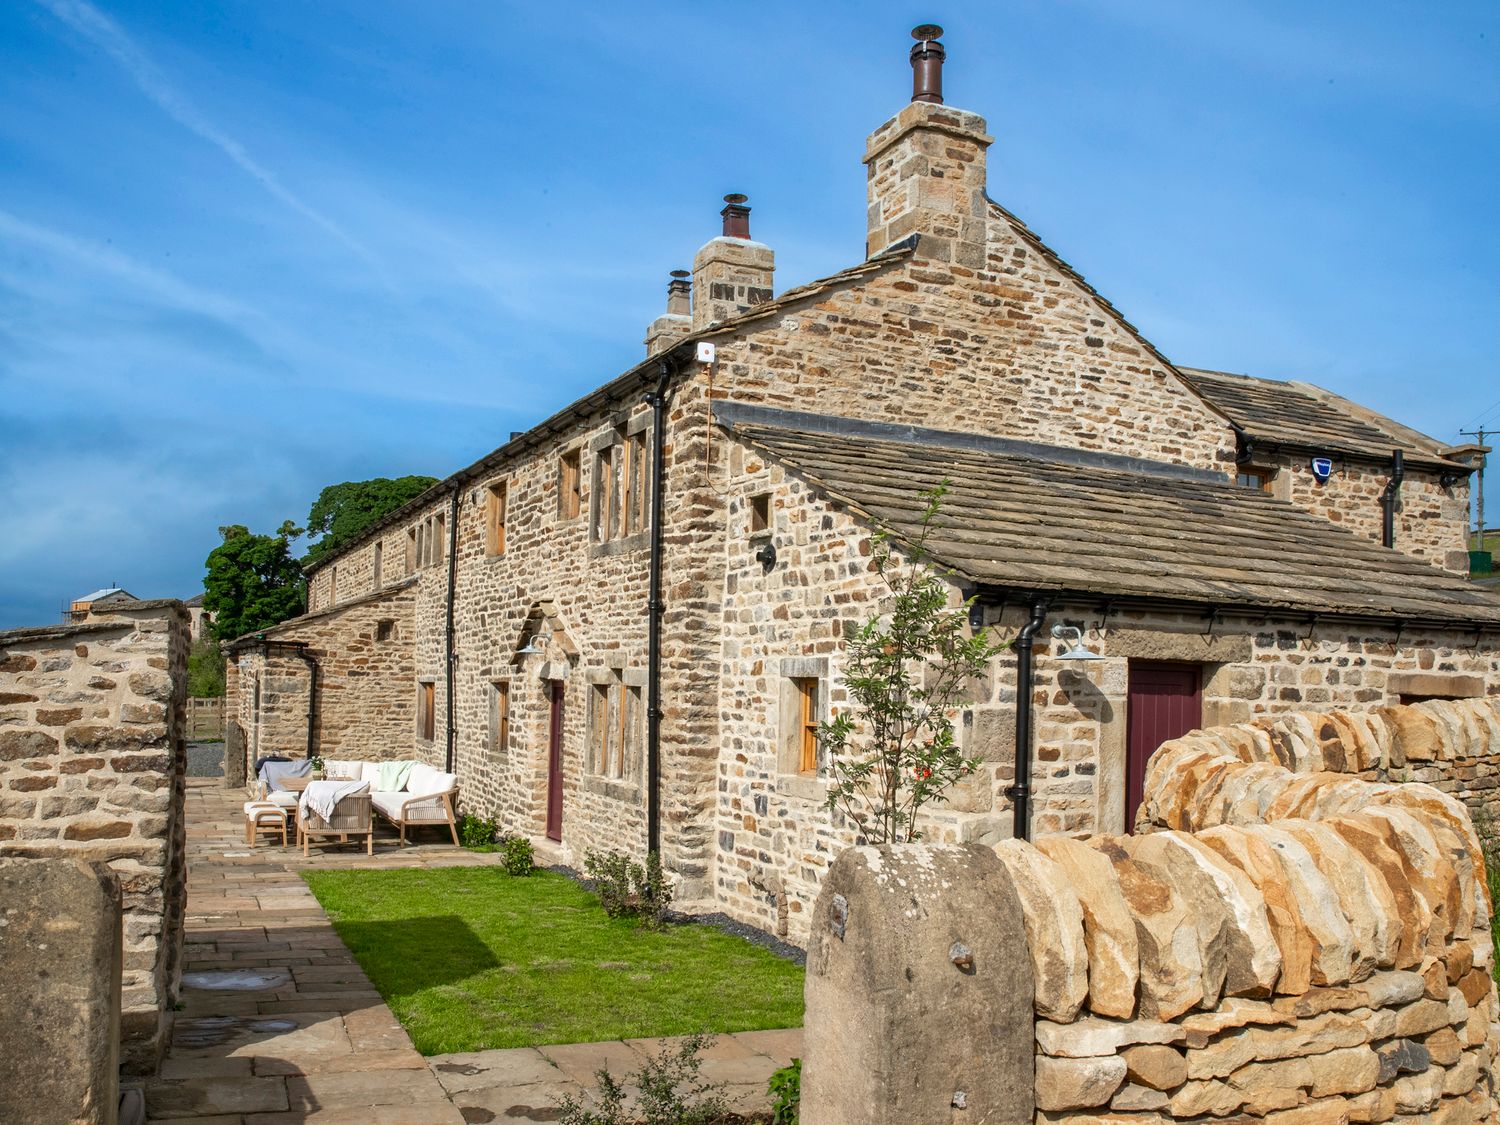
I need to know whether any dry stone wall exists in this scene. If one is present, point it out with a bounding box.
[0,601,189,1074]
[1004,699,1499,1123]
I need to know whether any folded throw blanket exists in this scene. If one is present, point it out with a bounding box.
[376,760,413,792]
[299,779,370,824]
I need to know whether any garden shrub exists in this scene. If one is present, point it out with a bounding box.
[556,1033,727,1125]
[583,848,673,926]
[458,813,498,849]
[768,1057,800,1124]
[500,834,534,876]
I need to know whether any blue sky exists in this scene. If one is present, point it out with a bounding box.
[1,1,1496,629]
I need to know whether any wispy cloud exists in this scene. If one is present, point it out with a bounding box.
[33,0,382,271]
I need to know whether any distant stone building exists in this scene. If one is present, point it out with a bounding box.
[65,586,138,623]
[227,28,1498,944]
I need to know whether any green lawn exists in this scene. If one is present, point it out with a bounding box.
[302,867,805,1055]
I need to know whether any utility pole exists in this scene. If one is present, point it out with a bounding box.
[1460,428,1489,548]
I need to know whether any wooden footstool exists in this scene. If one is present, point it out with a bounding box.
[244,801,289,848]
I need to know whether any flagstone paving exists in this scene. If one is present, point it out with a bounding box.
[143,779,801,1123]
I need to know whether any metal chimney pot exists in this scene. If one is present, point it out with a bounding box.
[910,24,945,104]
[720,194,751,239]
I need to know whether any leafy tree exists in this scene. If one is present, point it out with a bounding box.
[302,476,437,565]
[203,522,306,642]
[186,639,225,697]
[821,484,1008,843]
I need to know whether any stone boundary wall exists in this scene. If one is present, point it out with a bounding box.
[0,601,189,1075]
[995,697,1499,1123]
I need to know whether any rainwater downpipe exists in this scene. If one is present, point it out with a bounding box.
[291,645,319,761]
[444,487,460,773]
[1006,596,1050,842]
[644,348,686,856]
[1381,450,1405,549]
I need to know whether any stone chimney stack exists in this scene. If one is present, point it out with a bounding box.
[691,194,775,330]
[644,270,693,356]
[863,25,992,266]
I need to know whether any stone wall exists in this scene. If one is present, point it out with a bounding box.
[0,600,189,1074]
[1257,448,1472,576]
[1011,699,1498,1122]
[225,579,421,775]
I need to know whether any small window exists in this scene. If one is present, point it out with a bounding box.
[328,566,338,607]
[406,527,417,574]
[750,493,771,534]
[486,482,507,556]
[490,681,510,753]
[432,514,446,565]
[590,683,612,775]
[794,677,819,774]
[1236,469,1274,492]
[627,431,648,535]
[373,542,383,590]
[417,682,435,741]
[376,619,395,642]
[559,450,581,519]
[591,429,650,544]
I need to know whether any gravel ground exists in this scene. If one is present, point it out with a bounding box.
[187,741,225,778]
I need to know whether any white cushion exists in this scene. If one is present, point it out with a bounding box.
[360,762,384,785]
[370,791,406,820]
[243,801,286,819]
[406,763,456,799]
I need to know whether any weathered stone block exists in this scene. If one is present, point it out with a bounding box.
[802,844,1034,1125]
[0,856,121,1125]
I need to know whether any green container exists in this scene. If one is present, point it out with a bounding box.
[1471,550,1494,576]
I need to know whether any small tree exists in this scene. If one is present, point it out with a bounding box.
[821,484,1007,843]
[202,522,306,642]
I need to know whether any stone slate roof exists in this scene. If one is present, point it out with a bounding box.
[718,405,1500,629]
[1178,367,1464,470]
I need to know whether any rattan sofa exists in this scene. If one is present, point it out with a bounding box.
[322,759,460,845]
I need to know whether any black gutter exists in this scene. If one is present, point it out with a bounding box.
[444,487,460,773]
[644,345,690,856]
[1382,449,1405,549]
[1005,596,1050,842]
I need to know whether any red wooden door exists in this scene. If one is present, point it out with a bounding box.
[1126,662,1202,832]
[545,681,564,842]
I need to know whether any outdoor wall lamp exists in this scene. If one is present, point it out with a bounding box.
[754,541,777,572]
[514,637,543,657]
[1050,624,1105,661]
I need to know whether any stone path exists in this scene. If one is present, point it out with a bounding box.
[143,779,801,1123]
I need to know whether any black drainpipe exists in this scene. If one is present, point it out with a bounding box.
[1381,449,1405,549]
[644,347,687,856]
[444,487,461,773]
[1006,596,1050,842]
[291,645,319,760]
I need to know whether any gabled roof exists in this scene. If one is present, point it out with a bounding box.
[1178,367,1469,471]
[716,404,1500,629]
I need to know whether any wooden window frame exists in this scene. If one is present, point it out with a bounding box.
[559,449,581,520]
[417,681,436,742]
[328,566,337,607]
[372,542,382,590]
[406,527,417,574]
[794,677,819,774]
[750,493,771,535]
[1236,467,1275,493]
[490,680,511,754]
[486,482,508,557]
[590,683,611,775]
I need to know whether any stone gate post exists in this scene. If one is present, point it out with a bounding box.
[802,843,1035,1124]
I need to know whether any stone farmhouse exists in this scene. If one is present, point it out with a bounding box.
[226,28,1500,945]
